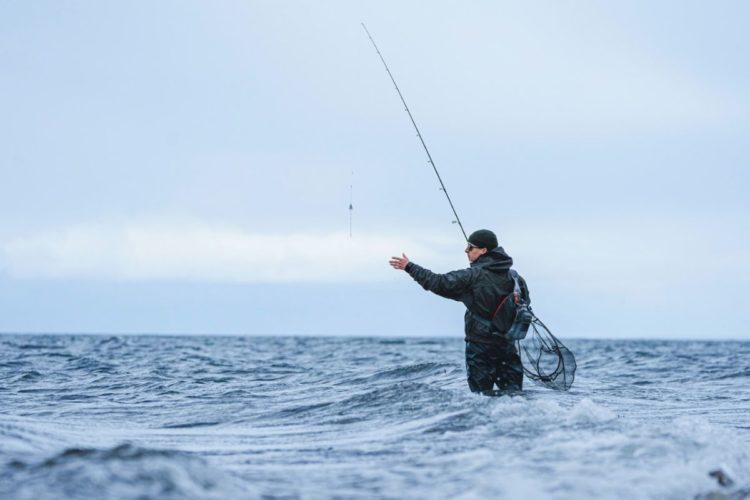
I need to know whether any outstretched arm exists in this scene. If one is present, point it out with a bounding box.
[389,253,473,301]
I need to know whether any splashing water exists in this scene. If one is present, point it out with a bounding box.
[1,335,748,499]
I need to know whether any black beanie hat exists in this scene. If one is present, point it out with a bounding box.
[468,229,498,250]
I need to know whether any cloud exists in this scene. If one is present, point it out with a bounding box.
[506,215,750,302]
[1,216,746,303]
[0,220,458,283]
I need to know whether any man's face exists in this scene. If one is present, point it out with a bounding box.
[465,244,487,263]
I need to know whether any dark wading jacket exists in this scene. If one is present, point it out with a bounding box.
[404,247,517,344]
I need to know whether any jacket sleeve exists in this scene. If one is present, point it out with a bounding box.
[405,262,475,301]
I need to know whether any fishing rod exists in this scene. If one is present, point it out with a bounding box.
[361,23,468,242]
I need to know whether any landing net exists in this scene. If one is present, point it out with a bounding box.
[517,316,576,391]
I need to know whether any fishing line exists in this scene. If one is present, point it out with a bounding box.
[363,24,576,390]
[361,23,468,241]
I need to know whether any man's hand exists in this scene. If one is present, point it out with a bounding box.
[389,253,410,271]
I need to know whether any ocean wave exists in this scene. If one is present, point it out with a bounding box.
[2,334,749,499]
[0,443,249,500]
[340,361,458,386]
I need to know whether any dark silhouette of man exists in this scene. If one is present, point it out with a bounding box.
[389,229,524,393]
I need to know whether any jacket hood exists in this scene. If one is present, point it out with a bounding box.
[471,246,513,273]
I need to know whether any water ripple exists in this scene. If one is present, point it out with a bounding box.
[0,334,748,499]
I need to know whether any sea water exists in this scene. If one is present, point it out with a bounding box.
[0,334,748,499]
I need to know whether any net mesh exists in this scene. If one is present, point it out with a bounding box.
[516,316,576,391]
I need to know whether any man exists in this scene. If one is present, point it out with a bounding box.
[389,229,524,393]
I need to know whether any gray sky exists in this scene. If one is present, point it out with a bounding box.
[1,1,748,339]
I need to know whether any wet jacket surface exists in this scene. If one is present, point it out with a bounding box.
[404,247,515,344]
